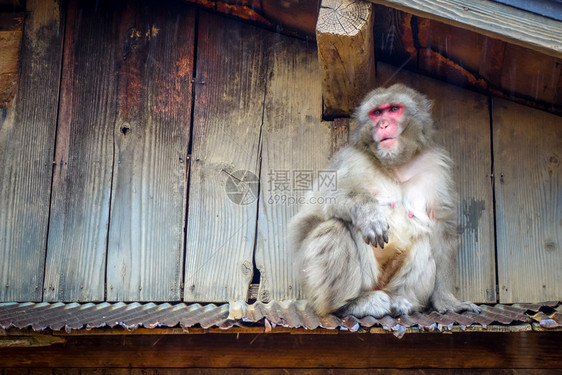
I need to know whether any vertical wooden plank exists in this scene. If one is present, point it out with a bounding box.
[184,12,265,301]
[0,13,23,108]
[493,98,561,303]
[377,63,496,303]
[44,0,122,301]
[256,36,331,301]
[0,0,63,301]
[105,1,194,301]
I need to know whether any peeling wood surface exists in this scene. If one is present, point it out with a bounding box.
[0,0,63,301]
[493,98,562,303]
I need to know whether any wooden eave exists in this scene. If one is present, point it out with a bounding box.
[368,0,562,59]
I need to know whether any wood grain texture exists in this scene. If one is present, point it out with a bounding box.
[367,0,562,58]
[316,0,375,118]
[106,1,194,301]
[29,370,562,375]
[256,34,331,302]
[184,12,265,302]
[0,0,63,301]
[0,13,23,108]
[373,5,415,68]
[377,63,496,303]
[332,117,350,154]
[493,98,562,303]
[44,0,122,302]
[499,44,562,106]
[0,332,561,368]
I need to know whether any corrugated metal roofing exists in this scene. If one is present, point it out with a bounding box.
[0,301,560,337]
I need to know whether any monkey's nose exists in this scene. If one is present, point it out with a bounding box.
[379,119,389,129]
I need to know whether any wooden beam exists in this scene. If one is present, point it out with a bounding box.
[316,0,375,119]
[0,12,23,108]
[0,332,561,368]
[367,0,562,59]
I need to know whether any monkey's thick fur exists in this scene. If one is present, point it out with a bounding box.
[289,84,479,317]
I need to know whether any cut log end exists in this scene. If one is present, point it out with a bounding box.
[317,0,372,36]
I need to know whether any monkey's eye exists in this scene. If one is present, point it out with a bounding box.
[372,109,382,116]
[390,105,400,112]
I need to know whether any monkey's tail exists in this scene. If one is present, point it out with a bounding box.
[297,219,364,316]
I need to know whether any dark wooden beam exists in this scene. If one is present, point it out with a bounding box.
[0,331,561,368]
[368,0,562,58]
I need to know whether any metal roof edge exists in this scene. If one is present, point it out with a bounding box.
[0,300,560,339]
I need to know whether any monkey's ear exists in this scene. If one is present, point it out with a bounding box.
[411,87,433,115]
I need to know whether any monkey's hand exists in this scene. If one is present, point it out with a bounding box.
[350,203,389,248]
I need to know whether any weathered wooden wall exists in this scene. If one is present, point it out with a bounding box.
[0,0,64,301]
[0,0,560,304]
[493,99,562,303]
[185,12,265,302]
[44,0,194,302]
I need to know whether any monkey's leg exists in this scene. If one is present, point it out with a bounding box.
[384,236,436,316]
[430,222,480,314]
[299,219,369,316]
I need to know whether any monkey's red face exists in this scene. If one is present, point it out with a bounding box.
[369,104,404,151]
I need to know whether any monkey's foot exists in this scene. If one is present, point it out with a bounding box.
[390,296,414,317]
[432,293,481,314]
[443,300,481,314]
[338,290,392,318]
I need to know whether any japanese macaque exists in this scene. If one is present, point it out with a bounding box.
[289,84,479,317]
